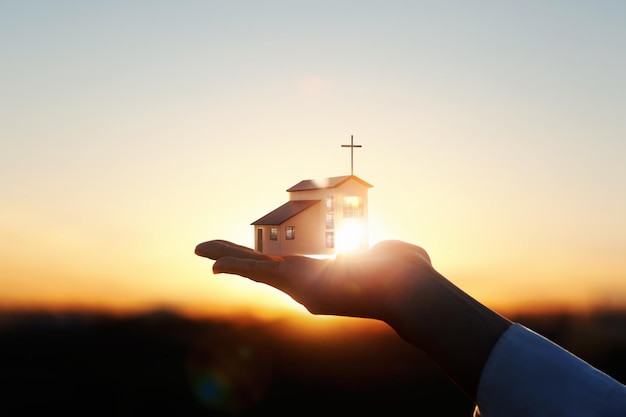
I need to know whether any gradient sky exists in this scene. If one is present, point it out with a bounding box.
[2,1,625,319]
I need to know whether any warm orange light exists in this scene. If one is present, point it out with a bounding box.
[335,219,367,253]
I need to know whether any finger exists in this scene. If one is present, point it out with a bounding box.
[213,256,283,286]
[195,240,270,261]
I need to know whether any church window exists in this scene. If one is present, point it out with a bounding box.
[343,196,363,218]
[326,196,334,211]
[326,213,334,229]
[326,232,334,248]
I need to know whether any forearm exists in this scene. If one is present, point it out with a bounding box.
[387,267,512,402]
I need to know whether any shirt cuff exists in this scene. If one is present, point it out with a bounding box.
[476,323,626,417]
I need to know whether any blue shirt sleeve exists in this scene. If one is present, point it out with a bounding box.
[475,323,626,416]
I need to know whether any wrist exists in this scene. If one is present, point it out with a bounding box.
[386,268,512,401]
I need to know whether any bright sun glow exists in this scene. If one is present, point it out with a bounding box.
[335,220,367,253]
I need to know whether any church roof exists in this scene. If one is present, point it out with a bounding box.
[251,200,320,226]
[286,175,373,192]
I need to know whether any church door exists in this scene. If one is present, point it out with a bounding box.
[257,228,263,253]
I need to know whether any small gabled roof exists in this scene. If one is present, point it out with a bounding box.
[286,175,373,192]
[251,200,320,226]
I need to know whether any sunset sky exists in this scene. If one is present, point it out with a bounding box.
[2,1,625,319]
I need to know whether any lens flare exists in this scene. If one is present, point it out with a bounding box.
[186,338,270,413]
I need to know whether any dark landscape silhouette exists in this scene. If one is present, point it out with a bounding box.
[1,308,625,416]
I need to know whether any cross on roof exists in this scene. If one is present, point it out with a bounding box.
[341,134,362,176]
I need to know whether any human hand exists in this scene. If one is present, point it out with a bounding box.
[195,239,511,401]
[194,239,435,324]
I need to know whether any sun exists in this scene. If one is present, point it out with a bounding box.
[334,219,368,253]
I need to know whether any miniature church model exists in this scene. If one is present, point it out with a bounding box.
[252,136,373,256]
